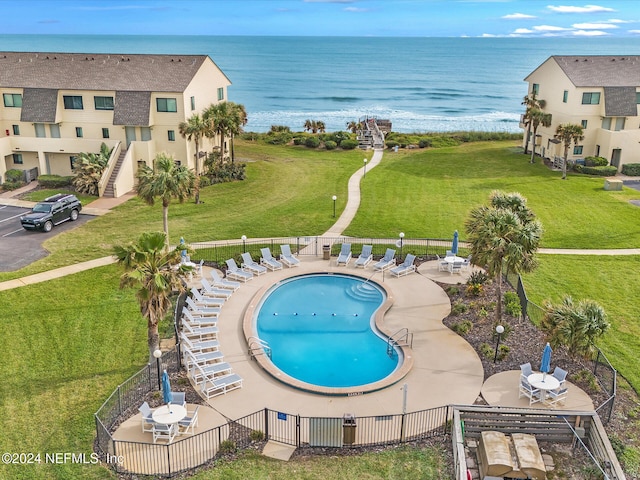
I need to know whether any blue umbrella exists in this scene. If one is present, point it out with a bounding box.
[161,369,173,406]
[540,342,552,380]
[179,237,187,261]
[452,230,459,255]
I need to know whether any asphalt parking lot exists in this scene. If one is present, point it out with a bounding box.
[0,204,92,272]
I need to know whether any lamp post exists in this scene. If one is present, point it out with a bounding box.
[399,232,405,260]
[241,235,247,253]
[153,349,162,390]
[363,158,368,178]
[493,325,505,364]
[332,195,337,218]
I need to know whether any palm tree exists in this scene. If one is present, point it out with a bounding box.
[114,231,191,359]
[304,119,313,133]
[465,191,543,326]
[71,142,113,195]
[179,113,207,204]
[346,121,360,134]
[203,102,239,163]
[555,123,584,180]
[528,109,552,164]
[228,102,248,163]
[521,93,546,155]
[316,121,326,133]
[136,153,196,247]
[541,296,610,358]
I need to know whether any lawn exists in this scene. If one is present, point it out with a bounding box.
[3,139,640,478]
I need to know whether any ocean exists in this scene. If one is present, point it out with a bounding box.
[1,35,638,133]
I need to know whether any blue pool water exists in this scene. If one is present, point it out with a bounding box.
[255,274,399,388]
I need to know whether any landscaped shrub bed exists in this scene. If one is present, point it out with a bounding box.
[575,165,618,176]
[38,174,74,188]
[622,163,640,176]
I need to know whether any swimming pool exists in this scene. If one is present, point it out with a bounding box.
[246,273,411,395]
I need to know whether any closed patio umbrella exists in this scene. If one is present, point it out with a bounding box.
[452,230,459,255]
[179,237,187,261]
[161,369,173,408]
[540,343,552,380]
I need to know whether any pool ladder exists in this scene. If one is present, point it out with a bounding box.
[248,336,272,359]
[387,328,413,357]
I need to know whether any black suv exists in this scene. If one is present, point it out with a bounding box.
[20,193,82,232]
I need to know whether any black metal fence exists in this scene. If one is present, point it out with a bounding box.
[505,271,617,423]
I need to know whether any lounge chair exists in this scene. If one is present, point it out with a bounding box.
[373,248,396,272]
[184,297,221,317]
[390,254,416,277]
[182,319,218,342]
[354,245,373,268]
[225,259,253,282]
[179,332,220,353]
[210,270,241,291]
[336,243,352,266]
[190,288,225,308]
[178,406,200,435]
[279,244,300,267]
[182,345,223,370]
[260,248,283,271]
[190,361,232,383]
[241,252,267,275]
[182,308,217,327]
[200,372,243,399]
[200,278,233,299]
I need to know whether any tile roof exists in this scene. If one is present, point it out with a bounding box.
[604,87,638,117]
[21,88,58,123]
[551,55,640,87]
[0,52,210,92]
[113,91,151,126]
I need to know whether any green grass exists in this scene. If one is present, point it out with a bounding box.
[21,188,98,206]
[190,446,452,480]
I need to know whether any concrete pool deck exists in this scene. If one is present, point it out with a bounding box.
[192,256,485,420]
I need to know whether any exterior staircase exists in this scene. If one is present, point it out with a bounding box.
[103,150,126,198]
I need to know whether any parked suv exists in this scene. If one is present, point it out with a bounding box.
[20,193,82,232]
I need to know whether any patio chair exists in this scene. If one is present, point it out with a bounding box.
[462,255,472,271]
[185,296,221,317]
[182,345,224,370]
[225,258,254,282]
[336,243,352,266]
[260,248,284,271]
[436,254,449,272]
[390,254,416,277]
[200,278,233,299]
[546,386,569,406]
[354,245,373,268]
[445,250,454,258]
[200,373,244,399]
[519,378,541,406]
[190,288,225,308]
[210,270,241,291]
[182,308,217,328]
[138,402,156,433]
[170,391,186,407]
[195,259,204,278]
[552,366,568,387]
[279,245,300,267]
[179,332,220,354]
[178,406,200,435]
[449,261,464,274]
[182,319,218,342]
[190,361,232,383]
[153,423,177,444]
[373,248,396,272]
[520,363,533,377]
[241,252,267,275]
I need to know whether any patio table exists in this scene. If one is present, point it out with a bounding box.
[152,404,187,425]
[527,373,560,404]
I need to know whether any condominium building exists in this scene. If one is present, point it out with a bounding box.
[0,52,231,197]
[522,55,640,170]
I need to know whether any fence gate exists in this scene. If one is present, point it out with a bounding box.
[23,167,39,183]
[265,409,298,446]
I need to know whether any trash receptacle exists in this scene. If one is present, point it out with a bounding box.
[323,245,331,261]
[343,413,356,445]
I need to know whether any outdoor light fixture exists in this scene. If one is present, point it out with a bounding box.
[332,195,337,218]
[494,325,505,364]
[363,158,368,177]
[153,349,163,390]
[241,235,247,253]
[399,232,405,259]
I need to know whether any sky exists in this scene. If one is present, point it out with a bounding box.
[0,0,639,37]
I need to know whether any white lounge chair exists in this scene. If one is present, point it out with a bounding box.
[184,297,221,317]
[336,243,352,266]
[200,372,243,399]
[210,270,241,291]
[260,248,283,271]
[200,278,233,299]
[178,406,200,435]
[182,345,223,370]
[182,319,218,342]
[373,248,396,272]
[190,288,225,308]
[190,361,232,383]
[225,259,253,282]
[182,308,218,327]
[354,245,373,268]
[390,254,416,277]
[180,332,220,353]
[279,244,300,267]
[241,252,267,275]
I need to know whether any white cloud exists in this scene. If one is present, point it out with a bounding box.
[573,29,610,36]
[502,13,537,20]
[607,18,633,24]
[344,7,368,12]
[547,5,615,14]
[481,33,499,37]
[533,24,571,31]
[629,29,640,34]
[572,22,619,29]
[513,28,535,34]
